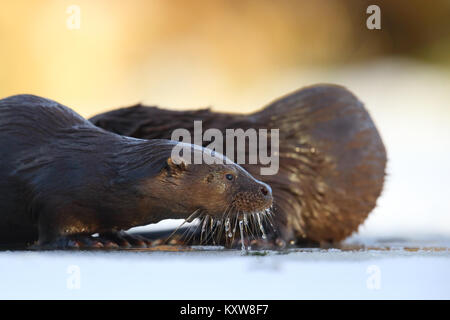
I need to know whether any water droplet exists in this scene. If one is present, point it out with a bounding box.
[225,218,230,232]
[239,220,246,254]
[200,216,208,243]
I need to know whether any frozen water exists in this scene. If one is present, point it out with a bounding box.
[0,247,448,299]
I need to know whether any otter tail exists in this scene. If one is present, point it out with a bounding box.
[249,84,387,242]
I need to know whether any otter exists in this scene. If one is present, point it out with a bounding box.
[0,94,272,249]
[90,84,387,247]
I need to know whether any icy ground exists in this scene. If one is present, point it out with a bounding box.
[1,60,449,299]
[0,238,449,299]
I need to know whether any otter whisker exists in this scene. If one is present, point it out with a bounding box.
[223,205,234,241]
[223,207,235,247]
[243,212,256,240]
[215,203,231,245]
[207,217,215,245]
[224,215,230,247]
[224,217,231,237]
[230,207,241,245]
[256,212,267,240]
[203,217,220,245]
[200,215,208,245]
[238,214,246,253]
[165,208,201,244]
[263,209,277,235]
[185,214,205,245]
[214,219,222,245]
[178,216,200,244]
[250,213,259,240]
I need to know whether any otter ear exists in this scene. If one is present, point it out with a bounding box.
[166,157,188,175]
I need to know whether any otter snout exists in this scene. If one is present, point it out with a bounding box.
[258,181,273,204]
[232,179,273,213]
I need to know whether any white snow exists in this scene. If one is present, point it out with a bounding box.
[0,248,449,299]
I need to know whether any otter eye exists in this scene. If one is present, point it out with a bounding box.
[225,173,234,181]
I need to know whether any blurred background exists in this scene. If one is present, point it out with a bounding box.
[1,0,449,240]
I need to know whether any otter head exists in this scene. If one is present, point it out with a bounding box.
[135,143,274,244]
[160,150,273,220]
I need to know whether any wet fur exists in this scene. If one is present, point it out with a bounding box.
[90,84,387,244]
[0,94,272,248]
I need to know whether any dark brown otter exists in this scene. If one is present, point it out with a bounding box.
[90,84,387,246]
[0,94,272,249]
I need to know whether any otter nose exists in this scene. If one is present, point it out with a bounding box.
[259,183,272,199]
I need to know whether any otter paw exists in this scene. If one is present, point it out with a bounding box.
[97,232,131,248]
[35,235,106,250]
[99,231,153,249]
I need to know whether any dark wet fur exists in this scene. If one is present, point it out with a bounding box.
[0,95,181,247]
[0,94,273,249]
[90,84,387,245]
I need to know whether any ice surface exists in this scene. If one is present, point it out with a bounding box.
[0,247,449,299]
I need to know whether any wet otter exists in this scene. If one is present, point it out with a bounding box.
[90,84,387,246]
[0,94,272,249]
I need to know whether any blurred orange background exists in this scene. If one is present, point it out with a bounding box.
[1,0,449,116]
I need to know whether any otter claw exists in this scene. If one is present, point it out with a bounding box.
[72,236,104,249]
[100,240,120,249]
[34,235,106,250]
[98,232,131,248]
[122,233,152,248]
[99,231,153,249]
[151,239,164,246]
[168,239,183,245]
